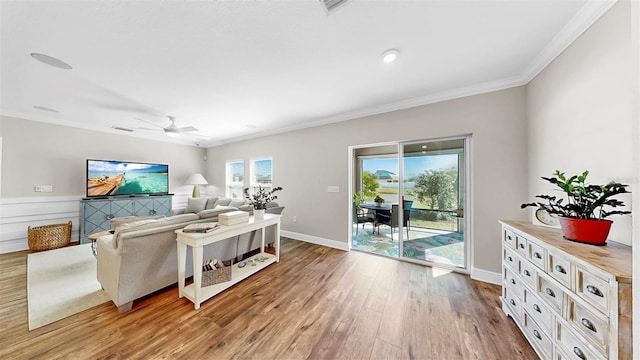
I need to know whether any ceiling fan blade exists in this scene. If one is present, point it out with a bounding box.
[177,126,199,132]
[135,118,164,128]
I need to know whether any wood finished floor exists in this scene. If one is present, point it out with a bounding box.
[0,239,536,359]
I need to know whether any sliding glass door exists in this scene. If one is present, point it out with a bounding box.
[400,138,466,269]
[350,136,469,271]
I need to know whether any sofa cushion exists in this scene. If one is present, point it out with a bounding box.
[229,199,247,208]
[197,206,237,219]
[110,215,163,229]
[185,197,208,213]
[204,197,219,210]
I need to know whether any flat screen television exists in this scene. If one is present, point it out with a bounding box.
[86,159,169,197]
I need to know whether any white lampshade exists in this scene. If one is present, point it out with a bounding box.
[184,173,208,197]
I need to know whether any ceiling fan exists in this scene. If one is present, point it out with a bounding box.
[136,116,199,137]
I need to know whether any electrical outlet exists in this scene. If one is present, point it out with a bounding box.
[35,186,42,192]
[41,185,53,192]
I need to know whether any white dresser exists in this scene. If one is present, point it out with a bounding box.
[500,221,632,360]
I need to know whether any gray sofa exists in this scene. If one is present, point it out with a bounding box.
[97,196,283,313]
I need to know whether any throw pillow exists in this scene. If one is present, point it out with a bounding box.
[185,197,208,213]
[215,198,232,207]
[205,197,219,210]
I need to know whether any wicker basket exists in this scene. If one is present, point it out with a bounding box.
[202,259,233,286]
[28,221,72,251]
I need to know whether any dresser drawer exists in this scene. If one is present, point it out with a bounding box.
[503,287,523,320]
[538,275,564,314]
[568,299,609,352]
[548,250,572,289]
[516,235,528,257]
[504,228,517,249]
[504,267,524,301]
[523,312,553,360]
[504,247,519,272]
[528,241,546,270]
[524,290,554,335]
[557,321,606,360]
[575,267,610,314]
[519,259,537,290]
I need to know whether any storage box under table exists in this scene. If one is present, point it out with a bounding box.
[218,211,250,225]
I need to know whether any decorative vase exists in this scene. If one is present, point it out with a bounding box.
[558,217,613,246]
[254,209,265,220]
[375,202,382,207]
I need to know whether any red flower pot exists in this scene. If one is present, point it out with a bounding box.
[558,217,613,246]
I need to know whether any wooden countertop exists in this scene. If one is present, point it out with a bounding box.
[500,220,632,284]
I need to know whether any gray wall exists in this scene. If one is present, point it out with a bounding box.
[527,0,634,246]
[206,86,529,275]
[0,115,206,199]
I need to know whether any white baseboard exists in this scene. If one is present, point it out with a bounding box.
[281,230,349,251]
[470,267,501,285]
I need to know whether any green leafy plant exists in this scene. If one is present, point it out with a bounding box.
[521,170,630,220]
[374,194,385,204]
[244,185,283,210]
[353,191,366,210]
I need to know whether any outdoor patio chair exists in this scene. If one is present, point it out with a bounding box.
[376,204,410,240]
[353,203,375,234]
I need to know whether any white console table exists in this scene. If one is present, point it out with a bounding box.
[175,214,281,309]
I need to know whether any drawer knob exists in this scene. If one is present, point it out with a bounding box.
[554,265,566,274]
[581,318,597,333]
[545,288,556,298]
[507,256,514,262]
[586,284,604,298]
[519,243,525,249]
[573,346,586,360]
[510,299,516,306]
[533,252,542,259]
[533,329,541,340]
[510,278,516,285]
[507,235,512,241]
[533,304,541,313]
[107,214,115,220]
[150,209,156,215]
[523,269,530,277]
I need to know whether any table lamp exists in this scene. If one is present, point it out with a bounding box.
[184,173,208,198]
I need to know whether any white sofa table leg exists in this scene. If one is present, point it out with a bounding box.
[177,242,187,298]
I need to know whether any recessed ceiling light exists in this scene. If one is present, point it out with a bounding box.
[30,53,73,70]
[34,105,59,113]
[382,49,399,64]
[421,145,427,149]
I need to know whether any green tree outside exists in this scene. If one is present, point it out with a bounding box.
[413,169,457,210]
[362,172,379,199]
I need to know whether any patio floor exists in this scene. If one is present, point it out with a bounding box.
[352,223,465,268]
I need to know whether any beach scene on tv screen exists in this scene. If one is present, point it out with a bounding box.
[87,160,168,196]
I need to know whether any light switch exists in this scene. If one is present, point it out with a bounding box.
[327,186,339,193]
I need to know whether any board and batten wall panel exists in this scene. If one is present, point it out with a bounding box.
[206,86,529,277]
[527,1,634,246]
[0,115,206,253]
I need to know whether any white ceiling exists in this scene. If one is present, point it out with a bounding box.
[0,0,615,147]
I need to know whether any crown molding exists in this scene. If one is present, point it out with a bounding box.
[520,0,617,82]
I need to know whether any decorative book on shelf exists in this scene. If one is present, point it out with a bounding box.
[182,222,220,233]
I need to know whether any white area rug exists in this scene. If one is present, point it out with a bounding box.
[27,244,110,330]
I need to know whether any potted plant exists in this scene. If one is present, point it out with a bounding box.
[374,194,385,207]
[521,170,630,245]
[244,185,283,220]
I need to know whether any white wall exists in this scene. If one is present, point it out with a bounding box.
[0,115,206,252]
[206,86,529,277]
[527,0,634,246]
